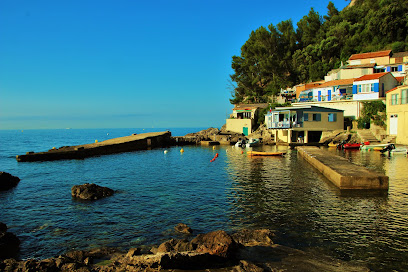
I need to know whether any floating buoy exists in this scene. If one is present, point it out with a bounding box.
[241,151,244,154]
[107,133,109,135]
[164,150,168,154]
[52,147,56,150]
[215,153,219,158]
[213,146,216,150]
[95,140,98,143]
[180,148,184,153]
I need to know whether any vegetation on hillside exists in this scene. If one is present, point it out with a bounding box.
[230,0,408,104]
[357,101,387,129]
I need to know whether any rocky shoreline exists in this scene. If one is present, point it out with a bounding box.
[0,223,369,272]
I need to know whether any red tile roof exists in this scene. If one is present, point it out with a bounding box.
[314,79,355,88]
[395,76,405,83]
[354,72,390,82]
[385,86,399,94]
[349,50,392,61]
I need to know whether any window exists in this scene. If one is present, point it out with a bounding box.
[391,66,398,72]
[401,89,408,104]
[328,113,337,122]
[391,94,399,105]
[303,113,309,121]
[312,113,321,121]
[358,84,374,93]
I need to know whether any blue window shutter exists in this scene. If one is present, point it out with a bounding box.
[304,113,308,121]
[317,114,321,121]
[334,113,337,122]
[318,91,321,101]
[328,90,331,101]
[398,65,403,72]
[374,83,379,93]
[353,85,357,94]
[386,66,391,72]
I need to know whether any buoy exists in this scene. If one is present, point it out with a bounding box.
[107,133,109,135]
[164,150,168,154]
[95,140,98,143]
[213,146,216,150]
[241,151,244,154]
[180,148,184,153]
[215,153,219,158]
[52,147,56,149]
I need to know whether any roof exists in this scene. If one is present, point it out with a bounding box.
[354,72,391,82]
[312,78,355,88]
[386,85,408,94]
[269,105,343,112]
[392,51,408,58]
[233,103,268,110]
[395,76,405,83]
[343,63,376,69]
[349,50,392,61]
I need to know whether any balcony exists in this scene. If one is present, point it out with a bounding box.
[268,121,303,129]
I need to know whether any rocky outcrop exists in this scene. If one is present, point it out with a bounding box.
[174,223,193,234]
[71,183,114,200]
[185,127,220,142]
[0,228,370,272]
[0,172,20,191]
[320,130,362,145]
[248,124,275,145]
[0,222,20,259]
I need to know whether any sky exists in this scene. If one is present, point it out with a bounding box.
[0,0,350,130]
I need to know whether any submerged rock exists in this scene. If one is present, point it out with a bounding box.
[0,172,20,191]
[0,222,20,259]
[71,183,114,200]
[174,223,193,234]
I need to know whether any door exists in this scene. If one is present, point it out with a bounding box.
[390,114,398,135]
[243,127,248,136]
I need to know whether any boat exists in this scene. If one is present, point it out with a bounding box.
[380,144,408,155]
[328,142,337,147]
[235,139,247,148]
[247,151,286,156]
[360,143,389,151]
[246,138,260,148]
[341,143,362,149]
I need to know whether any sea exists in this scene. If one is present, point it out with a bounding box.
[0,128,407,271]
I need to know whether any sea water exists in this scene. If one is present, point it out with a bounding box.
[0,128,407,271]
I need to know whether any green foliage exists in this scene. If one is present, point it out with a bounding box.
[230,0,408,104]
[357,101,386,128]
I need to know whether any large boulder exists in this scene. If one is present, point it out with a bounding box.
[0,172,20,191]
[0,222,20,259]
[232,229,274,247]
[71,183,114,200]
[190,230,237,258]
[185,127,220,142]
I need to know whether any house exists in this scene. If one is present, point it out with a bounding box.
[386,85,408,145]
[295,82,324,100]
[265,105,344,144]
[348,50,392,66]
[325,63,376,81]
[305,78,355,102]
[387,51,408,78]
[352,72,398,100]
[225,103,268,135]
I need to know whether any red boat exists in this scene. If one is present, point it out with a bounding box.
[342,143,362,149]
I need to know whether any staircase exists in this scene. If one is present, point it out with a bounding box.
[356,129,381,144]
[382,135,396,144]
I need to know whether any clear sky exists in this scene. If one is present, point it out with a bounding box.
[0,0,349,130]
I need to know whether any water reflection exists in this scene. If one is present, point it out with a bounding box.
[224,146,408,271]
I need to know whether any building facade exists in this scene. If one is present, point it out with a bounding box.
[386,85,408,145]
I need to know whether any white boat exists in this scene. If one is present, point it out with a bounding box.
[246,138,260,148]
[360,143,390,151]
[235,139,247,148]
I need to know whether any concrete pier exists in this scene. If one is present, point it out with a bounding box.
[297,146,389,190]
[17,131,172,162]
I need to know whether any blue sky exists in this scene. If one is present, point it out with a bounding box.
[0,0,349,130]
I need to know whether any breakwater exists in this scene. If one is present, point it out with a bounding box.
[16,131,173,162]
[297,146,389,190]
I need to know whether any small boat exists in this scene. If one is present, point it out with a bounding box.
[380,144,408,155]
[342,143,362,149]
[247,151,286,156]
[360,143,389,151]
[328,142,337,147]
[235,139,246,148]
[246,138,260,148]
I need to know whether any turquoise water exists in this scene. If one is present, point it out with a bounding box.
[0,128,407,271]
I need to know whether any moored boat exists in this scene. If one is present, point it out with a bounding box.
[247,151,286,156]
[342,143,362,149]
[360,143,389,151]
[246,138,260,148]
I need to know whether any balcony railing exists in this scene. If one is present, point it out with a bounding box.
[268,121,303,129]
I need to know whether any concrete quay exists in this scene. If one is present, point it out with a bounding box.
[297,146,389,190]
[16,131,172,162]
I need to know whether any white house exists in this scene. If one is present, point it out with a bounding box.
[352,72,398,100]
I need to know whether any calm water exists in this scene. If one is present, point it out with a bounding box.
[0,128,407,271]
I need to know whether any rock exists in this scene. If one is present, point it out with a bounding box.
[0,222,7,233]
[71,183,114,200]
[232,229,274,247]
[0,223,20,260]
[185,127,220,142]
[191,230,236,258]
[174,223,193,234]
[156,239,195,253]
[234,260,265,272]
[0,172,20,191]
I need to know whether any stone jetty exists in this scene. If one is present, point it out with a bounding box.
[297,146,389,190]
[16,131,172,162]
